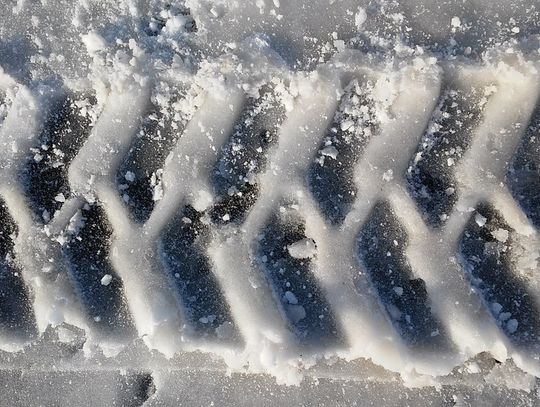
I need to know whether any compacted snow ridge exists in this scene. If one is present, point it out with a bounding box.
[0,0,540,404]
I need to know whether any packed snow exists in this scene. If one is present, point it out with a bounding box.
[0,0,538,397]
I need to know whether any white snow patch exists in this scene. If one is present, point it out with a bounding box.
[81,30,107,54]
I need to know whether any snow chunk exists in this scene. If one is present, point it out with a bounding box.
[100,274,113,286]
[287,238,316,259]
[199,315,216,324]
[491,302,503,315]
[81,30,107,54]
[451,16,461,28]
[506,319,518,334]
[54,193,66,203]
[491,228,509,243]
[286,304,306,323]
[125,171,136,182]
[466,362,481,374]
[320,145,338,159]
[340,119,354,131]
[283,291,298,305]
[475,213,487,227]
[499,312,511,321]
[164,15,190,35]
[355,8,367,28]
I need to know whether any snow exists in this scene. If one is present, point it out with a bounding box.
[0,0,538,394]
[475,213,487,227]
[283,291,298,305]
[81,30,107,54]
[100,274,113,286]
[451,17,461,28]
[320,145,338,159]
[506,319,519,334]
[354,8,367,29]
[124,171,135,182]
[287,238,317,259]
[492,228,510,243]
